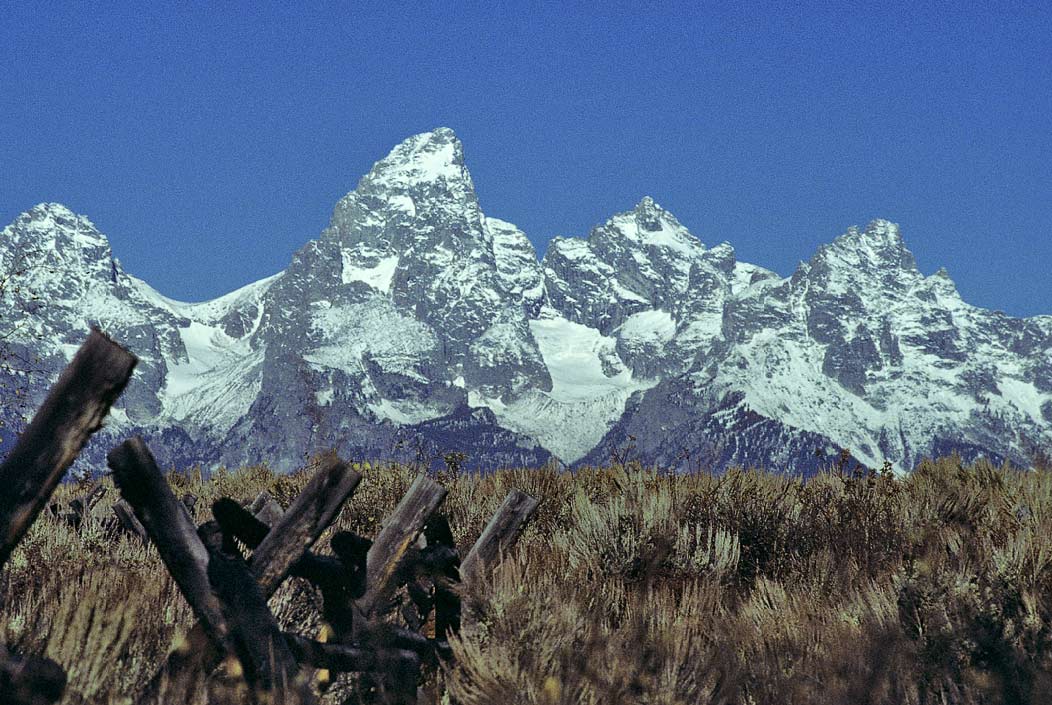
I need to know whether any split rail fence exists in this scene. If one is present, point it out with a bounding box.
[0,329,539,705]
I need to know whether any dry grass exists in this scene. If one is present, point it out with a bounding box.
[4,456,1052,704]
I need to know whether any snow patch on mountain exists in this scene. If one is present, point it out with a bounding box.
[341,252,399,293]
[159,320,264,434]
[178,273,282,325]
[529,311,639,402]
[462,308,658,462]
[305,298,438,378]
[470,387,645,464]
[617,309,676,345]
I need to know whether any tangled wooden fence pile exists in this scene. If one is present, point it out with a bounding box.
[0,330,539,705]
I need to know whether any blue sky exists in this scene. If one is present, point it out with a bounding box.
[1,2,1050,316]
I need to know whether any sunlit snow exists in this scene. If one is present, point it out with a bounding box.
[340,252,399,293]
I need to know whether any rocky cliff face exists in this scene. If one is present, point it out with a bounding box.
[2,129,1050,475]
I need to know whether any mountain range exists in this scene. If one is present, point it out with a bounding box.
[2,127,1050,475]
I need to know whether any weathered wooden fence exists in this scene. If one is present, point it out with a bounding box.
[0,330,539,705]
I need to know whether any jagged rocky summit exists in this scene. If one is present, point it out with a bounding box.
[2,127,1051,475]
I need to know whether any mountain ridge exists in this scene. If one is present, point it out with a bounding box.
[3,128,1050,475]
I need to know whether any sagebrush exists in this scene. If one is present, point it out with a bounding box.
[4,456,1052,704]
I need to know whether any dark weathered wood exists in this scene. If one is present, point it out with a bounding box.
[461,489,539,579]
[331,530,371,586]
[356,474,447,622]
[332,530,372,559]
[352,476,445,705]
[84,483,108,512]
[249,489,284,526]
[0,645,67,705]
[323,530,372,638]
[330,531,371,603]
[401,578,431,631]
[424,515,461,642]
[288,632,420,704]
[112,500,148,542]
[139,454,360,702]
[108,439,237,658]
[415,544,459,577]
[0,329,136,568]
[213,498,272,548]
[248,489,274,515]
[214,498,352,588]
[57,484,109,530]
[197,521,314,704]
[284,634,419,675]
[250,453,361,596]
[211,497,367,648]
[369,625,453,667]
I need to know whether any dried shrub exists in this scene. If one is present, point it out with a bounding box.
[6,456,1052,703]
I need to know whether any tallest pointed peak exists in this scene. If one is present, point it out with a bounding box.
[369,127,467,184]
[618,196,695,241]
[634,195,658,210]
[327,128,482,244]
[402,126,462,156]
[829,218,911,257]
[631,195,671,219]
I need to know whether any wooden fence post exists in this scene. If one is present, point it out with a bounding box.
[197,521,314,703]
[250,452,361,596]
[0,329,136,569]
[108,440,243,688]
[351,474,446,705]
[134,451,360,703]
[356,474,448,623]
[112,499,148,542]
[424,514,461,642]
[460,489,539,580]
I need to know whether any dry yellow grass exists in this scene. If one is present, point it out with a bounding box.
[4,456,1052,704]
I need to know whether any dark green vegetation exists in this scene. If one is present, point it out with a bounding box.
[3,456,1052,704]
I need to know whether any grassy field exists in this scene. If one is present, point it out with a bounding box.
[3,456,1052,704]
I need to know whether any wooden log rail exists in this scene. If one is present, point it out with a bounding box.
[461,488,540,580]
[123,446,362,704]
[112,500,148,541]
[357,474,448,623]
[350,475,447,704]
[109,438,315,704]
[284,634,418,680]
[0,329,136,569]
[424,514,461,641]
[0,330,136,705]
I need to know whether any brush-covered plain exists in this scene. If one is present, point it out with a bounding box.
[3,457,1052,704]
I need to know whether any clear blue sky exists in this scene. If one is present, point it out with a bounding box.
[2,2,1050,316]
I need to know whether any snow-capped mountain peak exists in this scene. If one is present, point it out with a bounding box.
[821,219,918,272]
[325,127,483,254]
[3,203,113,270]
[3,131,1050,477]
[368,127,468,185]
[17,202,98,235]
[601,196,704,254]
